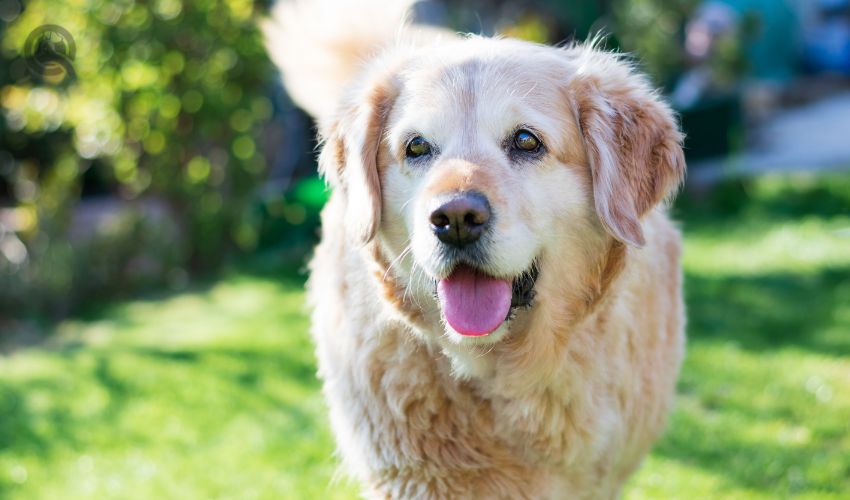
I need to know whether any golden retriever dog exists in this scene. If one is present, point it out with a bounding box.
[264,1,686,497]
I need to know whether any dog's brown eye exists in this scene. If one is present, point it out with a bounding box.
[405,136,431,159]
[513,130,540,152]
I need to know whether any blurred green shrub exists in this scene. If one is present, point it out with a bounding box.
[256,175,327,254]
[0,0,277,318]
[609,0,697,87]
[472,0,747,91]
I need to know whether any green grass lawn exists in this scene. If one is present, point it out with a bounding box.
[2,173,849,499]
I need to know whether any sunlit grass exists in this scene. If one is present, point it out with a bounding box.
[2,173,849,498]
[0,267,358,499]
[683,216,850,275]
[627,173,850,499]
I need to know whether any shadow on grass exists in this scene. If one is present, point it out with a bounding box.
[656,403,850,494]
[1,251,310,355]
[676,173,850,229]
[0,375,88,496]
[0,383,75,455]
[656,264,850,494]
[132,346,319,389]
[685,266,850,356]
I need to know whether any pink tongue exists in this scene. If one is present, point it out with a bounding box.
[437,266,512,336]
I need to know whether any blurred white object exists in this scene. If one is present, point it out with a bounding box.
[673,1,740,109]
[685,2,739,62]
[0,223,28,266]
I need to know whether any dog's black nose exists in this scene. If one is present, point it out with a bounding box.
[429,191,491,248]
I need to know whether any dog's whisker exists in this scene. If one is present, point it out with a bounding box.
[407,261,430,311]
[474,341,499,358]
[392,252,433,315]
[401,257,422,307]
[383,241,413,282]
[399,197,415,213]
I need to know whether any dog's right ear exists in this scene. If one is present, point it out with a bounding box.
[318,74,399,246]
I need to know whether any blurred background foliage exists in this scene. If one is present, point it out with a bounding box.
[0,0,327,319]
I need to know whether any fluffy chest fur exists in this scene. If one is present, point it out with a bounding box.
[307,195,684,499]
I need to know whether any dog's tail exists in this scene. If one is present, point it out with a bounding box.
[262,0,418,122]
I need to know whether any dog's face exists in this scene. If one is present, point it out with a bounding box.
[322,38,684,346]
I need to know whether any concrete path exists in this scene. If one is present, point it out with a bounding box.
[689,91,850,184]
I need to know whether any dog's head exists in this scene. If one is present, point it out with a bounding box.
[320,38,685,345]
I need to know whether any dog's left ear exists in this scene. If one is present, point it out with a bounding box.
[318,73,399,245]
[567,50,686,247]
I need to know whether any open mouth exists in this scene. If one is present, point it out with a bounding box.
[435,263,538,337]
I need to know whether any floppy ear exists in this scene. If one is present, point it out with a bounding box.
[568,50,686,247]
[318,76,398,245]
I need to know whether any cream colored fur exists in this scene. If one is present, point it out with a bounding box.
[264,1,686,498]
